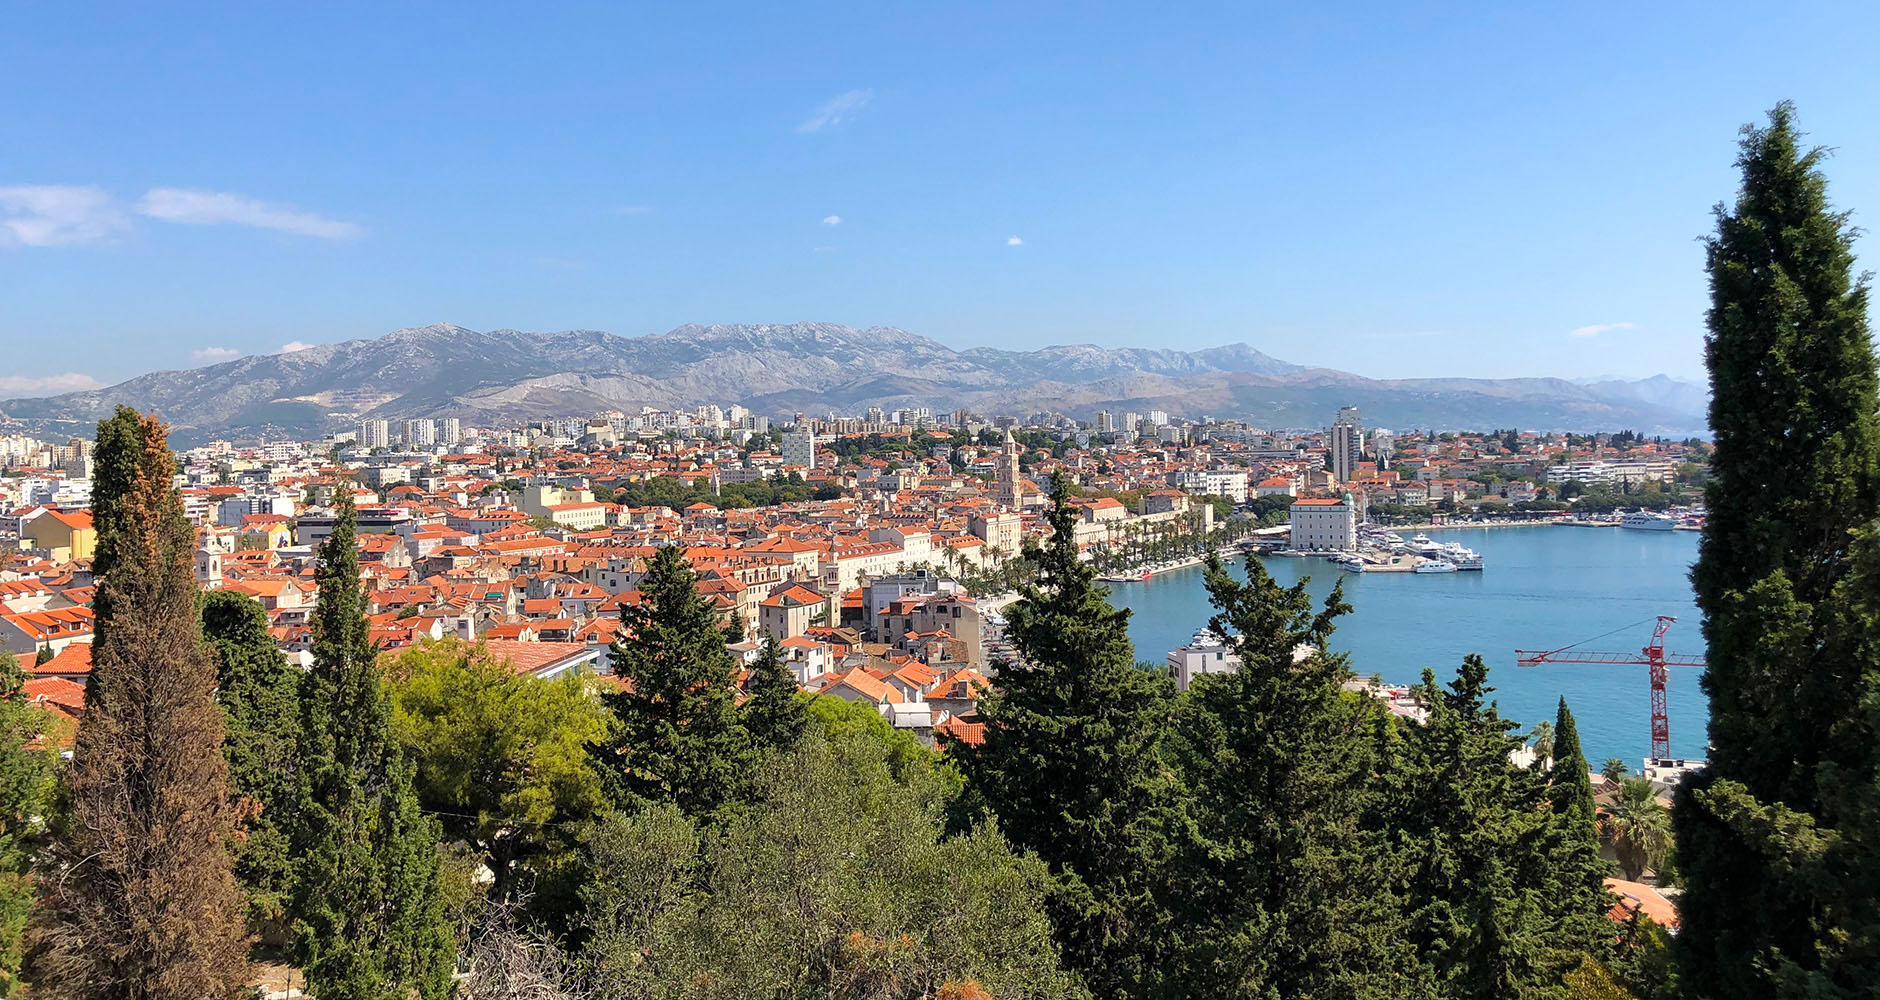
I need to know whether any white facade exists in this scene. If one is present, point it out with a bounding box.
[782,429,817,470]
[1289,496,1356,551]
[404,419,437,447]
[358,419,391,449]
[1168,632,1241,691]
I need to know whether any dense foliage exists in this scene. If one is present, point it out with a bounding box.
[292,488,456,999]
[33,411,250,999]
[1675,101,1880,999]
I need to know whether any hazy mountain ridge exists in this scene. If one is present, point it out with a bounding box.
[0,322,1710,443]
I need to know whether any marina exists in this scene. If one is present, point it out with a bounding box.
[1106,523,1706,766]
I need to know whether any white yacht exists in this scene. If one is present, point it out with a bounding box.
[1440,542,1484,571]
[1407,533,1446,557]
[1415,559,1458,574]
[1330,552,1365,573]
[1620,511,1678,531]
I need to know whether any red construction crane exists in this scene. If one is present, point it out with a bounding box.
[1515,615,1705,764]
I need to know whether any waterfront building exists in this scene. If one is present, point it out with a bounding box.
[1289,494,1356,551]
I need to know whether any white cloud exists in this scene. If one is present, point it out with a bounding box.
[796,89,872,133]
[0,372,105,396]
[191,347,243,363]
[823,215,841,226]
[138,188,363,240]
[279,341,315,353]
[1570,322,1636,338]
[0,185,128,247]
[1007,236,1024,246]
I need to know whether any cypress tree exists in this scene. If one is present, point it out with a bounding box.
[594,544,751,824]
[1675,102,1880,998]
[1542,698,1611,962]
[944,476,1180,999]
[291,488,454,999]
[200,589,302,939]
[34,411,250,998]
[1168,552,1415,997]
[0,652,53,997]
[742,631,808,754]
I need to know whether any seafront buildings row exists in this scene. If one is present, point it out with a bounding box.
[0,402,1704,751]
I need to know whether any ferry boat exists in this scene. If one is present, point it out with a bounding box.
[1414,559,1458,574]
[1620,511,1678,531]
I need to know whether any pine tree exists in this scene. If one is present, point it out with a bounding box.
[0,652,53,997]
[594,544,751,824]
[34,411,250,999]
[200,589,302,939]
[291,489,454,1000]
[742,631,808,754]
[1168,552,1416,997]
[944,476,1181,999]
[1676,102,1880,999]
[1384,657,1577,999]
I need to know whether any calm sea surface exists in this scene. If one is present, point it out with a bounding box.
[1102,525,1705,766]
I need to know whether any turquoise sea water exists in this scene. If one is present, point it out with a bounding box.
[1102,525,1704,767]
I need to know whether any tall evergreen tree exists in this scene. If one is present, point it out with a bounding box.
[34,411,250,999]
[0,652,53,997]
[945,476,1181,999]
[200,589,302,938]
[593,543,751,824]
[291,488,454,1000]
[1383,657,1585,999]
[1676,102,1880,999]
[1542,699,1611,959]
[1168,552,1416,997]
[742,631,808,754]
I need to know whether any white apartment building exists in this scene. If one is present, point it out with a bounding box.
[1544,459,1677,487]
[437,417,462,446]
[782,429,817,470]
[358,419,391,449]
[404,419,437,448]
[1289,495,1357,551]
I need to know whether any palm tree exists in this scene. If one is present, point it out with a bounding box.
[1600,777,1673,881]
[1602,758,1630,783]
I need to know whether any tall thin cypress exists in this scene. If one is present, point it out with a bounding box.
[742,631,808,754]
[1676,101,1880,999]
[34,411,249,998]
[291,489,454,999]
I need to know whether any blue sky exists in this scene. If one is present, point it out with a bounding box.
[4,1,1878,395]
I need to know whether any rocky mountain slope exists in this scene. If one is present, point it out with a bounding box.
[0,322,1708,443]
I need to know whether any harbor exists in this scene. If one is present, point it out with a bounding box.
[1106,523,1707,766]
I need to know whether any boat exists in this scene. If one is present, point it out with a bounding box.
[1139,569,1153,581]
[1414,559,1458,574]
[1330,552,1365,573]
[1620,511,1678,531]
[1407,533,1447,558]
[1438,542,1484,571]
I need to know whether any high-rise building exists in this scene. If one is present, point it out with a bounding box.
[1095,410,1115,434]
[437,417,462,446]
[1147,410,1170,427]
[1329,406,1363,484]
[1330,423,1360,484]
[782,429,817,470]
[404,418,436,448]
[358,419,391,449]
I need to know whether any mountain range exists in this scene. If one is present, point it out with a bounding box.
[0,323,1710,445]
